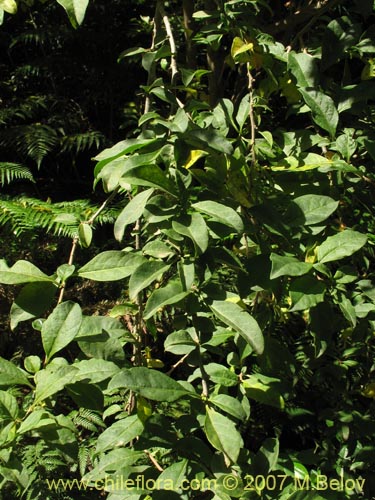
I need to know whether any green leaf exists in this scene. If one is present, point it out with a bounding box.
[172,213,209,255]
[10,281,57,330]
[288,52,318,88]
[299,88,338,137]
[34,365,78,404]
[270,254,312,279]
[285,194,338,226]
[78,223,92,248]
[183,128,233,155]
[204,407,243,464]
[96,415,144,454]
[289,276,326,311]
[242,374,284,409]
[0,260,53,284]
[0,358,31,387]
[255,437,280,474]
[77,251,145,281]
[129,261,170,300]
[17,410,56,435]
[56,0,89,27]
[205,363,238,387]
[192,201,244,233]
[155,460,188,491]
[164,330,197,355]
[109,367,191,402]
[209,394,247,421]
[339,296,357,327]
[120,164,177,196]
[143,279,189,320]
[236,94,250,130]
[73,359,121,384]
[42,301,82,362]
[321,16,361,70]
[209,300,264,355]
[317,230,367,263]
[67,382,104,411]
[271,153,332,172]
[0,390,18,423]
[82,449,144,482]
[114,188,154,242]
[143,241,175,259]
[0,0,16,14]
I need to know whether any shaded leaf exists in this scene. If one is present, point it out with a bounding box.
[109,367,191,402]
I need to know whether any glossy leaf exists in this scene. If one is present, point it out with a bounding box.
[42,301,82,362]
[299,88,338,137]
[0,0,16,14]
[56,0,89,27]
[209,394,247,421]
[114,188,154,242]
[270,254,312,279]
[288,52,318,88]
[204,407,243,464]
[205,363,238,387]
[209,300,264,354]
[0,358,32,387]
[0,260,53,284]
[192,201,243,233]
[172,213,209,255]
[109,367,191,402]
[78,223,92,248]
[143,279,189,320]
[73,359,121,384]
[34,365,79,403]
[129,261,170,300]
[0,390,18,423]
[155,460,188,491]
[96,415,144,454]
[289,276,326,311]
[77,251,145,281]
[285,194,338,226]
[317,230,367,263]
[242,374,284,409]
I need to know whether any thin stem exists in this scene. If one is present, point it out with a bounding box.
[247,63,256,167]
[58,188,119,304]
[144,450,164,472]
[166,352,190,375]
[157,0,179,85]
[144,6,161,116]
[57,236,79,304]
[86,187,119,225]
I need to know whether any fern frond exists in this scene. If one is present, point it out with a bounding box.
[60,131,105,155]
[0,163,35,185]
[0,196,118,237]
[0,124,58,168]
[78,446,90,476]
[9,31,46,50]
[0,96,49,125]
[14,65,44,80]
[73,409,105,432]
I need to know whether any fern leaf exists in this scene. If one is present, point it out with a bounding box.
[0,162,34,185]
[60,130,105,155]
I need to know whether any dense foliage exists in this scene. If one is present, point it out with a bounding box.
[1,1,375,499]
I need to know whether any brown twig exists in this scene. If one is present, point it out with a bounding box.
[166,352,190,375]
[144,449,164,472]
[57,188,119,304]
